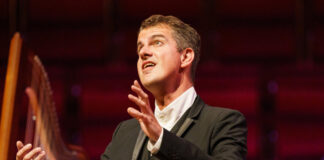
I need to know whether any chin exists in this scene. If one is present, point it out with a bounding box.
[141,78,155,90]
[140,76,162,92]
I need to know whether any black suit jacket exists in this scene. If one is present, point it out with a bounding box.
[101,96,247,160]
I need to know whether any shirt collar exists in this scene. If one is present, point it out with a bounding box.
[154,86,197,130]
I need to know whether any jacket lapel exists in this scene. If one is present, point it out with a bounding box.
[175,96,205,137]
[132,130,146,160]
[176,118,194,137]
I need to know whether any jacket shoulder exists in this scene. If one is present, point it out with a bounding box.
[203,104,245,118]
[117,118,139,131]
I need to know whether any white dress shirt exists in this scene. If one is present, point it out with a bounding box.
[147,86,197,154]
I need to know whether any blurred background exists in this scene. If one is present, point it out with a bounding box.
[1,0,324,159]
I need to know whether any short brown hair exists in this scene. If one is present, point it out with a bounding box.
[139,15,201,81]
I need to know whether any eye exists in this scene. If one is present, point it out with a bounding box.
[154,40,163,46]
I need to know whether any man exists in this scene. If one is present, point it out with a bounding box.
[16,15,247,160]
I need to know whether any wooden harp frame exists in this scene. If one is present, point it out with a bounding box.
[0,32,88,160]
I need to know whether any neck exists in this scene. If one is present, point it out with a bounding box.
[153,78,193,111]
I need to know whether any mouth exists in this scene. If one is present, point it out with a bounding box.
[142,61,156,70]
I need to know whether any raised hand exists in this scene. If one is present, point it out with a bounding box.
[16,141,46,160]
[127,80,162,143]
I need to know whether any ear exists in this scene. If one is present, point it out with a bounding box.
[180,48,194,69]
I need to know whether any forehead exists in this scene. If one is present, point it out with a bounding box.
[138,25,174,42]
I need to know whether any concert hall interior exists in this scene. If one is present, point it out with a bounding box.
[0,0,324,159]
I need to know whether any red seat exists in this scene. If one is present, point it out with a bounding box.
[27,27,105,61]
[313,26,324,60]
[276,75,324,116]
[246,120,259,159]
[112,29,138,62]
[195,64,259,117]
[314,0,324,16]
[79,78,134,120]
[277,121,324,159]
[0,30,10,60]
[212,26,295,62]
[78,64,137,120]
[80,124,117,159]
[117,0,204,24]
[274,66,324,159]
[214,0,295,19]
[28,0,104,23]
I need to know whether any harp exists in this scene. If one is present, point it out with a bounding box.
[0,33,88,160]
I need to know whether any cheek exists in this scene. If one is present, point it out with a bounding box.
[162,55,180,72]
[137,61,143,78]
[137,60,141,71]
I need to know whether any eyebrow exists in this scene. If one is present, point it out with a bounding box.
[151,34,167,40]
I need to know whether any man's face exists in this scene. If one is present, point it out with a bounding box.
[137,25,182,91]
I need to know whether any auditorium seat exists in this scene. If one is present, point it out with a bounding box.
[111,29,138,62]
[246,120,259,160]
[26,27,106,61]
[195,64,260,117]
[78,64,137,121]
[314,0,324,17]
[80,123,117,159]
[77,64,136,159]
[77,64,140,159]
[80,85,131,120]
[275,73,324,117]
[277,121,324,159]
[214,0,295,19]
[313,26,324,61]
[274,65,324,159]
[28,0,104,24]
[25,0,107,62]
[0,30,9,60]
[195,64,261,159]
[210,26,295,63]
[117,0,204,26]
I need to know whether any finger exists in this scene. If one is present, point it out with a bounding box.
[16,141,24,150]
[127,107,153,127]
[131,85,149,102]
[133,80,151,104]
[16,144,32,158]
[127,107,145,120]
[24,147,42,160]
[35,151,46,160]
[134,79,140,85]
[134,80,142,89]
[128,94,148,113]
[133,80,147,100]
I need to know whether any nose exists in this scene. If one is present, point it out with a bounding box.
[138,45,153,60]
